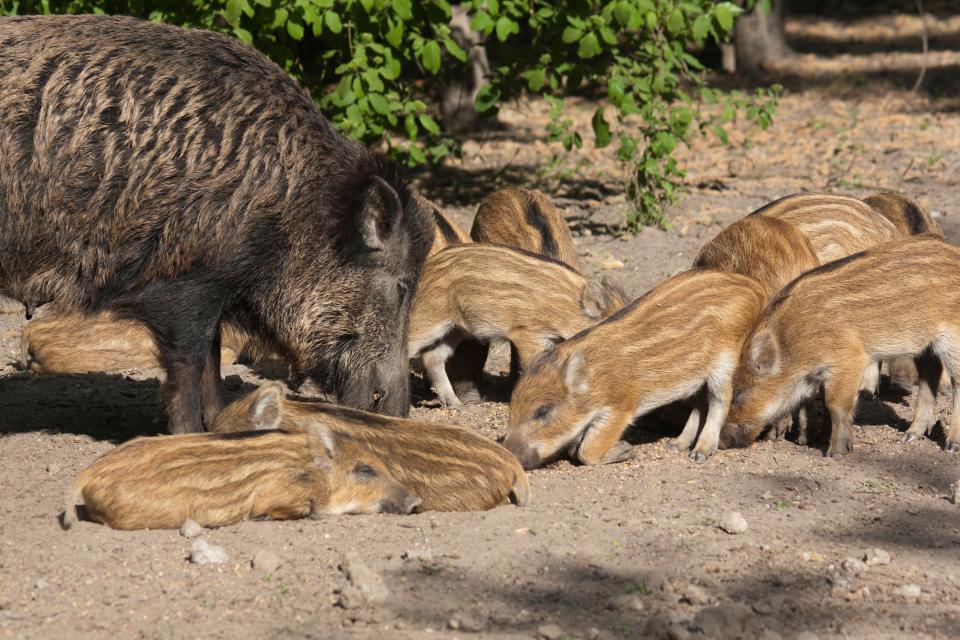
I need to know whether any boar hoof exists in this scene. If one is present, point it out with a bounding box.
[439,396,463,409]
[900,433,921,445]
[945,441,960,453]
[600,441,637,465]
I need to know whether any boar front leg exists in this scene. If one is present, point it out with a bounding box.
[690,378,734,463]
[902,350,942,445]
[823,364,864,457]
[421,341,463,407]
[200,330,227,427]
[670,387,707,452]
[577,409,636,465]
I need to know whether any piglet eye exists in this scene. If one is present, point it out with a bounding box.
[732,390,744,405]
[354,463,378,480]
[533,404,552,420]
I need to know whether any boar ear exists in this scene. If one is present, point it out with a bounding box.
[248,382,284,430]
[564,351,589,395]
[358,175,402,251]
[310,423,339,458]
[580,281,608,319]
[748,331,779,377]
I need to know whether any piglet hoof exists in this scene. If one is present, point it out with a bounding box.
[438,395,463,409]
[796,434,808,446]
[601,441,637,465]
[900,432,921,445]
[945,441,960,453]
[689,448,714,464]
[666,439,690,453]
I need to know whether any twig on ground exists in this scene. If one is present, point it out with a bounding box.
[912,0,929,92]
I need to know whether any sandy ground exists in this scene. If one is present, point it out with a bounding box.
[3,10,960,640]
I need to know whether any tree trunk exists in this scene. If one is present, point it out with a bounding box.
[733,0,793,76]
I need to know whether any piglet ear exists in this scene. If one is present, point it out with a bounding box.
[748,331,779,377]
[359,175,402,251]
[310,423,339,458]
[248,382,285,430]
[580,280,607,319]
[564,350,589,396]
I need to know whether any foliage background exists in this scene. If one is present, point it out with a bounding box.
[0,0,779,227]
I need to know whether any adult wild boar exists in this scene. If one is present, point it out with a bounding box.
[0,16,433,432]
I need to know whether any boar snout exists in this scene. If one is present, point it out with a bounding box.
[338,358,411,417]
[381,491,422,515]
[503,437,541,470]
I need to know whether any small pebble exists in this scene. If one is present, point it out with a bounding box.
[34,578,49,590]
[950,480,959,505]
[841,557,869,576]
[189,539,228,565]
[680,583,710,605]
[252,550,281,574]
[340,552,390,604]
[401,549,434,563]
[862,548,891,566]
[607,593,645,612]
[179,519,203,538]
[718,511,748,535]
[45,462,60,474]
[448,611,487,633]
[894,584,922,599]
[537,624,564,640]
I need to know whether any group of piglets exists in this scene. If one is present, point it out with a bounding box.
[4,17,954,533]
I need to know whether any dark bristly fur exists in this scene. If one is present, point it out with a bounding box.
[211,382,529,512]
[0,16,433,432]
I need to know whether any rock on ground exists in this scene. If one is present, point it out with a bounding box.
[189,539,228,565]
[340,552,390,605]
[719,511,748,534]
[179,519,203,539]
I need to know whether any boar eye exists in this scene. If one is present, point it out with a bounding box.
[533,404,552,420]
[353,463,378,480]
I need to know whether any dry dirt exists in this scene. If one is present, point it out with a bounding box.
[2,9,960,640]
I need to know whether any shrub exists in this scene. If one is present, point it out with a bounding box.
[0,0,779,228]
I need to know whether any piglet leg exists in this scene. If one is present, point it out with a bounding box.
[902,350,942,444]
[823,364,863,457]
[576,409,635,465]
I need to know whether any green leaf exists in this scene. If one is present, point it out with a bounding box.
[474,83,500,113]
[471,11,494,33]
[368,93,390,115]
[712,124,730,146]
[324,10,342,34]
[495,16,518,42]
[592,107,612,148]
[405,114,418,140]
[287,20,304,40]
[385,22,403,47]
[715,2,742,33]
[525,68,546,91]
[612,1,633,26]
[421,40,442,74]
[408,144,427,164]
[692,14,710,41]
[419,114,440,134]
[562,26,582,44]
[233,26,253,44]
[224,0,242,26]
[666,9,684,34]
[443,37,467,62]
[392,0,413,21]
[382,55,401,80]
[577,32,601,59]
